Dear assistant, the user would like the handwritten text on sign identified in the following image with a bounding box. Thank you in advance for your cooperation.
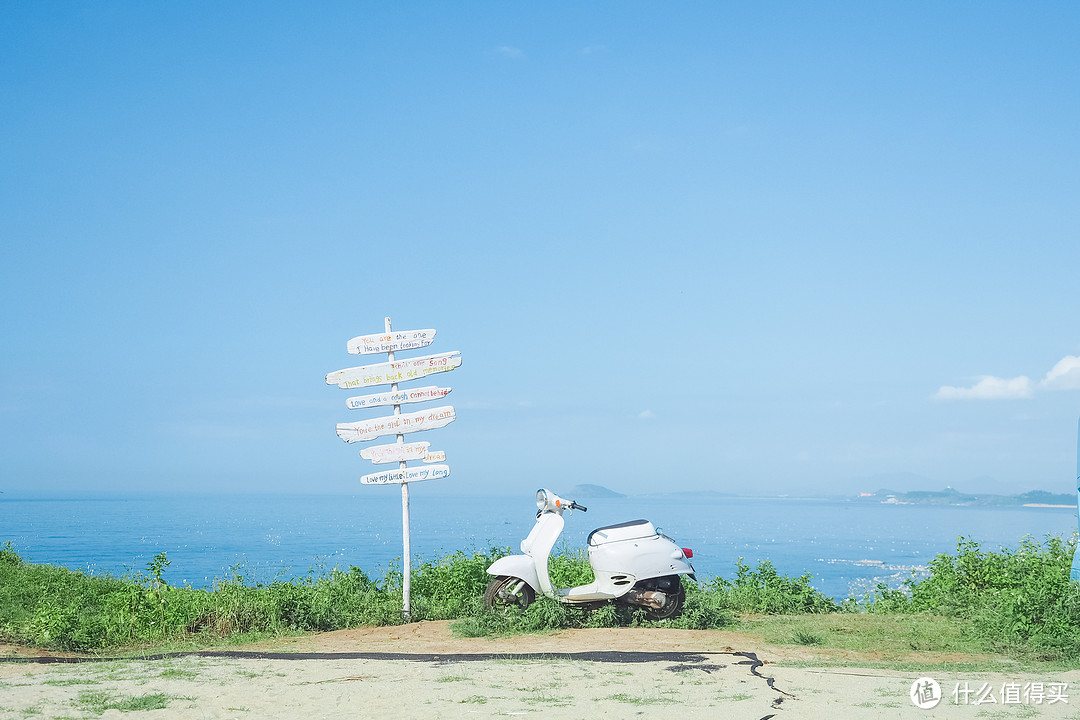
[336,405,456,443]
[360,441,431,464]
[346,385,451,410]
[326,352,461,390]
[361,464,451,485]
[347,328,436,355]
[422,450,446,463]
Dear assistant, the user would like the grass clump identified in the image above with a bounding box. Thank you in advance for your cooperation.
[5,534,1080,662]
[857,535,1080,660]
[710,558,838,614]
[792,629,824,646]
[0,543,507,651]
[75,690,181,714]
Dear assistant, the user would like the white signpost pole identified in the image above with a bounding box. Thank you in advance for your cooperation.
[328,317,457,622]
[385,317,413,621]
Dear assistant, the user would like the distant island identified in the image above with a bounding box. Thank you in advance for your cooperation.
[856,487,1076,508]
[566,484,626,498]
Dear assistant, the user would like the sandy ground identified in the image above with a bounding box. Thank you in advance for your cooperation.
[2,622,1079,719]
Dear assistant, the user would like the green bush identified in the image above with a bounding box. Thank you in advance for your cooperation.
[854,535,1080,659]
[714,559,838,614]
[13,536,1077,657]
[546,546,595,588]
[0,541,21,565]
[0,544,831,648]
[668,580,733,629]
[845,581,913,614]
[411,549,508,620]
[912,536,1080,657]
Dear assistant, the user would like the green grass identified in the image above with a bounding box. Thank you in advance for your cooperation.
[0,543,507,651]
[74,690,185,715]
[717,692,753,701]
[606,692,679,705]
[3,535,1080,666]
[459,695,488,704]
[42,677,102,686]
[435,673,469,683]
[738,613,973,654]
[792,628,825,645]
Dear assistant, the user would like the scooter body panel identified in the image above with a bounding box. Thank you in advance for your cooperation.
[494,511,565,598]
[485,554,541,595]
[589,533,694,581]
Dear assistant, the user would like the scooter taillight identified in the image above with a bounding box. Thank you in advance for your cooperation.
[682,548,693,559]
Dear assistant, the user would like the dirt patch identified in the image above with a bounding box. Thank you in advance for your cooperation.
[3,625,1077,719]
[0,621,1002,666]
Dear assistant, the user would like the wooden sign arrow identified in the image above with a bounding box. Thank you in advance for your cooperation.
[361,464,451,485]
[346,386,451,410]
[326,352,461,390]
[422,450,446,463]
[336,405,456,443]
[347,329,436,355]
[360,441,431,464]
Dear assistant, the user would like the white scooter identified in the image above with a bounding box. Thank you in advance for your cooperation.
[484,489,695,619]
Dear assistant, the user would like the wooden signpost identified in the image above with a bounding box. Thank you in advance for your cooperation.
[361,464,451,485]
[335,405,456,443]
[359,442,447,465]
[345,386,451,410]
[325,352,461,389]
[326,317,460,621]
[360,441,431,464]
[347,329,436,355]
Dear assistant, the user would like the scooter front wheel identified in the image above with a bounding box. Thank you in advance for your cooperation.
[484,575,535,611]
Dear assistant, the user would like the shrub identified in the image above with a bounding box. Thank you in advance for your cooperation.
[715,559,838,614]
[668,580,732,629]
[411,549,508,620]
[856,535,1080,659]
[17,536,1080,658]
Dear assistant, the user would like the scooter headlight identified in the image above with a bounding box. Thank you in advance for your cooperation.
[536,489,548,511]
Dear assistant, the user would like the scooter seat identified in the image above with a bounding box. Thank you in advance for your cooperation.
[587,519,656,546]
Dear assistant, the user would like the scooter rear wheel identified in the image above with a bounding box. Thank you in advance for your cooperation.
[484,575,535,611]
[644,576,686,621]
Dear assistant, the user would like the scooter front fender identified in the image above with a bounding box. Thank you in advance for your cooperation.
[486,555,542,596]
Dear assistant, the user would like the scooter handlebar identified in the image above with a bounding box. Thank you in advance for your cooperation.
[569,501,587,512]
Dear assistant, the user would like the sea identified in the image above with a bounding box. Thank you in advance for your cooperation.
[2,492,1077,601]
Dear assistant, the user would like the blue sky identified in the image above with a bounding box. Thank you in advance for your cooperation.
[2,2,1078,498]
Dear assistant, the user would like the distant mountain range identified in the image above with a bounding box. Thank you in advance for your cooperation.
[556,483,1075,507]
[855,487,1076,507]
[565,484,627,498]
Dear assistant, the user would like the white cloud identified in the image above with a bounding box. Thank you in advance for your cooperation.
[636,410,655,420]
[1041,355,1080,390]
[580,44,606,54]
[934,375,1033,400]
[495,46,523,58]
[934,352,1080,400]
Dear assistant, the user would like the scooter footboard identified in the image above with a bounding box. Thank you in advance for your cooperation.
[486,555,542,595]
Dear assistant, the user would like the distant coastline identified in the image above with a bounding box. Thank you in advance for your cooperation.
[855,487,1077,509]
[561,484,1078,509]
